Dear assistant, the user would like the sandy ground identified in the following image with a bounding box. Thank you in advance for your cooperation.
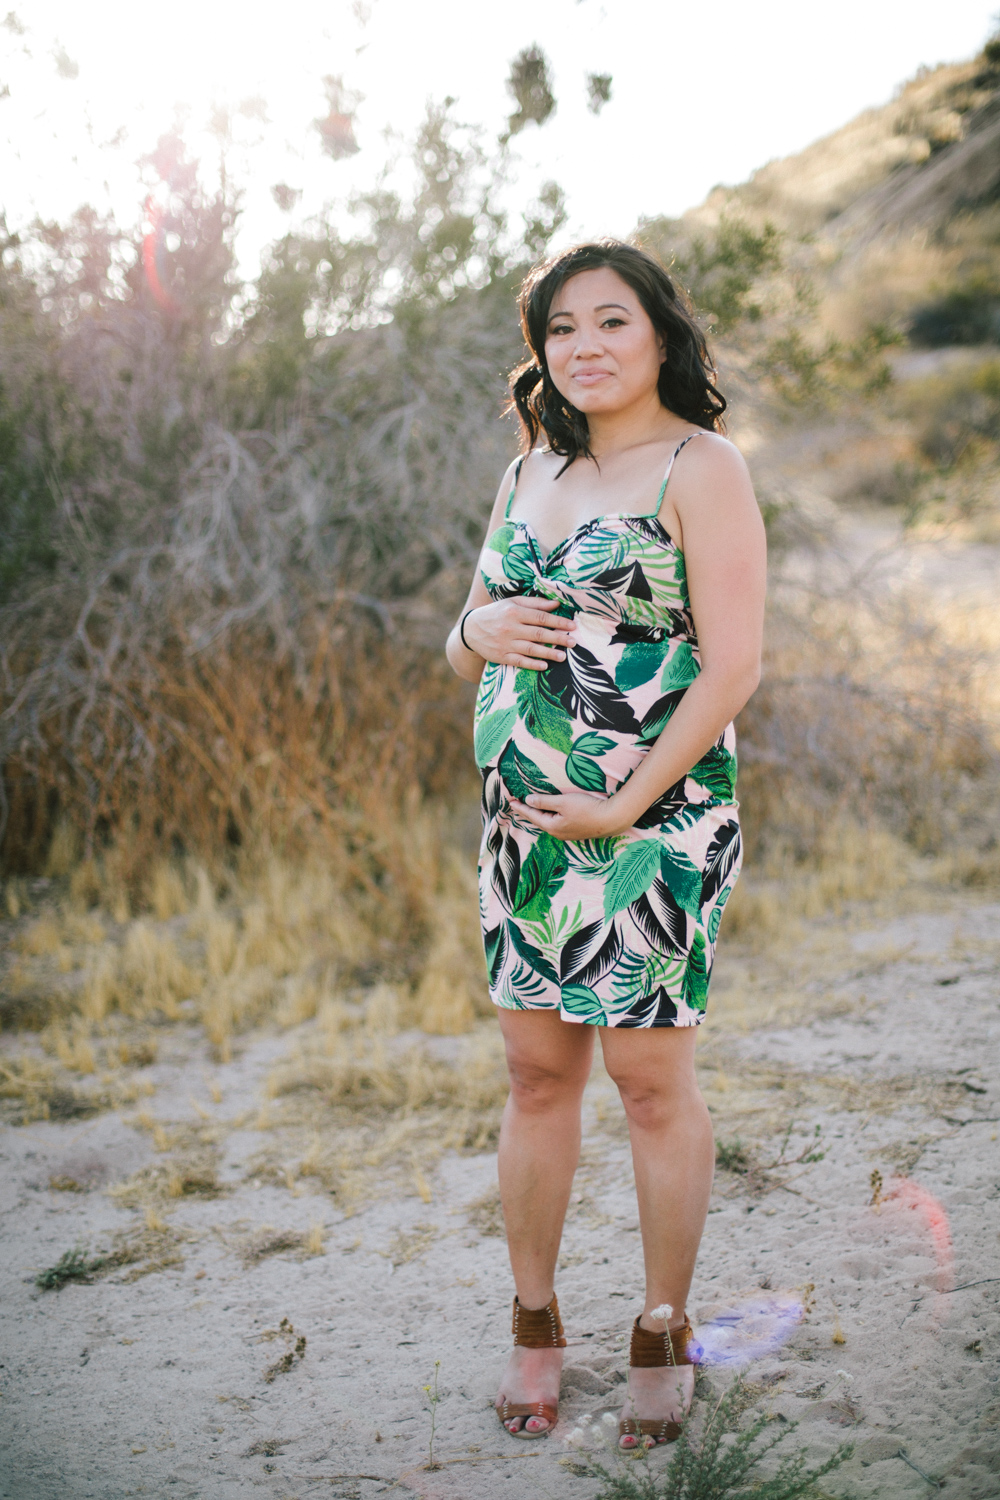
[1,897,999,1500]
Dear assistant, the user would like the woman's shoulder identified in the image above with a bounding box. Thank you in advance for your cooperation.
[500,445,563,497]
[674,430,750,483]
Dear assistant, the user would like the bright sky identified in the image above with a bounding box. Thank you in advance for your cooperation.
[2,0,997,279]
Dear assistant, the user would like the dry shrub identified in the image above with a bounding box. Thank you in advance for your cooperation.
[2,610,474,890]
[723,812,912,949]
[410,851,489,1035]
[738,583,1000,872]
[148,861,191,921]
[43,821,80,879]
[118,922,198,1017]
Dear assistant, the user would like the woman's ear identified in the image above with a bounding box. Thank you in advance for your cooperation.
[658,335,667,365]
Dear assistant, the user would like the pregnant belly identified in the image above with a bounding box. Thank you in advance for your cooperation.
[473,631,683,801]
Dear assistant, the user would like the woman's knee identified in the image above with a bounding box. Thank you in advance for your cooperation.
[499,1013,593,1114]
[505,1052,588,1114]
[607,1065,703,1131]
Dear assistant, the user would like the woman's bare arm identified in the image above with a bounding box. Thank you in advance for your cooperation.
[445,457,578,684]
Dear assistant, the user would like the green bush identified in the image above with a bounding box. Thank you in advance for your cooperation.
[578,1378,852,1500]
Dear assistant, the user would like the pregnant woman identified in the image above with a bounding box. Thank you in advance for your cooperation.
[446,240,766,1447]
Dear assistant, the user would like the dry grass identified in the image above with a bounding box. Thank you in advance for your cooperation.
[381,1222,439,1266]
[110,1145,226,1210]
[236,1226,324,1266]
[0,1051,152,1124]
[466,1186,506,1238]
[247,1015,509,1213]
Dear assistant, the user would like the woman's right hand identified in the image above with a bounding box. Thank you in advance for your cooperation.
[463,596,578,671]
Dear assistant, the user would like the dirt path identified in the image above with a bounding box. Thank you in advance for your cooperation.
[1,898,999,1500]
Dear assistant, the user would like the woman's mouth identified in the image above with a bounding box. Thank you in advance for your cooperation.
[572,369,612,386]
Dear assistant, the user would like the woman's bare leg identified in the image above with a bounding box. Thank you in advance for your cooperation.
[599,1026,714,1447]
[494,1009,595,1433]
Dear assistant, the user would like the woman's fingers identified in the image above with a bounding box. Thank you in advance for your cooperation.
[461,595,577,669]
[517,598,577,643]
[520,640,567,660]
[521,610,576,641]
[525,794,562,811]
[512,800,560,827]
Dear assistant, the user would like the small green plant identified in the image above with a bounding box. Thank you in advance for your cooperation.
[577,1379,852,1499]
[716,1124,826,1193]
[422,1358,442,1470]
[715,1138,751,1173]
[35,1247,110,1290]
[262,1334,306,1384]
[767,1121,826,1171]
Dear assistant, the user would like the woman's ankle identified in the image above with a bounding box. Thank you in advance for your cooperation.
[515,1290,556,1312]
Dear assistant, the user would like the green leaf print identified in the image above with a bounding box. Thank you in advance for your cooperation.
[689,743,737,802]
[560,982,605,1023]
[566,838,619,878]
[603,839,662,923]
[707,904,723,943]
[565,756,607,794]
[573,731,617,756]
[523,899,584,952]
[615,641,665,692]
[489,521,517,556]
[565,732,615,794]
[611,946,685,1005]
[503,547,539,587]
[514,668,574,754]
[476,660,503,717]
[498,741,562,800]
[661,642,700,692]
[474,705,518,768]
[683,928,709,1013]
[507,919,560,984]
[572,528,628,580]
[513,833,569,922]
[660,806,705,836]
[659,847,703,917]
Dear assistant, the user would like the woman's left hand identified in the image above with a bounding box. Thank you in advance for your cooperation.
[511,792,628,842]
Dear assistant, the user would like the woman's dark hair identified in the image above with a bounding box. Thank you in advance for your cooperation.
[509,239,726,469]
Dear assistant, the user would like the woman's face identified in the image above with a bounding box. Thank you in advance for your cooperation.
[543,266,665,416]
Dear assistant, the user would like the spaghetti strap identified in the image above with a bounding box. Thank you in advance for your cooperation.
[647,431,706,516]
[504,456,526,518]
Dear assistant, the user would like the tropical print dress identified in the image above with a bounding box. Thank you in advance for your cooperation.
[475,432,742,1028]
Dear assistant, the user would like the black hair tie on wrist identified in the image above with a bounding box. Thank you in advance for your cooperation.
[459,609,475,651]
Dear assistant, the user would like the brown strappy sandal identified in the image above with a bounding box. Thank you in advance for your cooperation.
[618,1314,701,1448]
[496,1294,567,1440]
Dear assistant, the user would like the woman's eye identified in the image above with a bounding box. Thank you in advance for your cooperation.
[548,323,573,336]
[602,317,625,328]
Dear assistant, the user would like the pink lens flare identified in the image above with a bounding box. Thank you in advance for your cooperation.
[879,1175,955,1327]
[880,1177,954,1289]
[696,1176,955,1367]
[142,196,180,314]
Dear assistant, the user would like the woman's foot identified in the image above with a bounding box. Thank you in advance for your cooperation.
[618,1363,694,1449]
[495,1344,564,1435]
